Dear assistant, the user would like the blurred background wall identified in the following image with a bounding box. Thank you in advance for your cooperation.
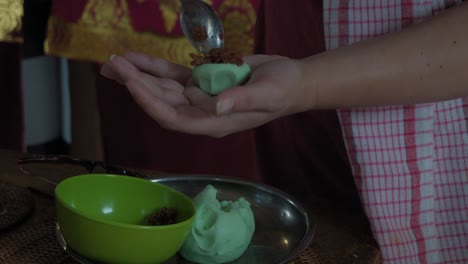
[19,0,69,155]
[3,0,261,180]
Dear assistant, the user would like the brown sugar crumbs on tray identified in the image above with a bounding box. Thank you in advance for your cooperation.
[190,48,243,66]
[147,207,178,226]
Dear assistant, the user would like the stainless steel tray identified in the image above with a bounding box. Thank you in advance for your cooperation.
[57,175,315,264]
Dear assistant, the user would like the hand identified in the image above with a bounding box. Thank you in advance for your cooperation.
[100,52,308,137]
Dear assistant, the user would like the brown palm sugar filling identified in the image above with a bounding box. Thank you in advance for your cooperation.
[190,48,243,66]
[147,207,178,226]
[189,25,242,66]
[192,26,208,42]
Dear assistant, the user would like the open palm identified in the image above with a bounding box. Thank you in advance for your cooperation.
[100,52,304,137]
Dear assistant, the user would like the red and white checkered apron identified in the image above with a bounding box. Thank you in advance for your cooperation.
[323,1,468,263]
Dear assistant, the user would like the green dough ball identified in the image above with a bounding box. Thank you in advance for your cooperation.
[192,63,251,95]
[179,185,255,264]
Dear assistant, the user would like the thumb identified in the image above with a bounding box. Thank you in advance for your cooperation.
[215,79,277,115]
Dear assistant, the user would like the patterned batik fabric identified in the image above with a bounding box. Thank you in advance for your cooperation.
[0,0,23,43]
[45,0,259,65]
[323,1,468,263]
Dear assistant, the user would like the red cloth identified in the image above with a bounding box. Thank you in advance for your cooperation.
[253,0,359,205]
[50,0,260,37]
[0,42,23,151]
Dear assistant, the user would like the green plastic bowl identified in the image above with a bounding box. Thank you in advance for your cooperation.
[55,174,195,264]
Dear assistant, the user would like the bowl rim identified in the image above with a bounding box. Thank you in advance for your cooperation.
[55,173,196,230]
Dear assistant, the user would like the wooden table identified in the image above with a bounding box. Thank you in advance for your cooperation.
[0,149,381,264]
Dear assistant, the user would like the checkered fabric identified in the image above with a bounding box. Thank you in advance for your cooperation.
[323,1,468,263]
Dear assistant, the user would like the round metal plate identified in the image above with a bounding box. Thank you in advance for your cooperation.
[57,175,315,264]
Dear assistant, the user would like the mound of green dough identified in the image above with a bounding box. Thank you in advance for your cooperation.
[179,185,255,263]
[192,63,251,95]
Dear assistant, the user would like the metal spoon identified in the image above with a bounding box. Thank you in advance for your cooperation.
[180,0,224,53]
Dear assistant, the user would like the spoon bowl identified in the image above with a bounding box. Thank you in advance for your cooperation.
[180,0,224,53]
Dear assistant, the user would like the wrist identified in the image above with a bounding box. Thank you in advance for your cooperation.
[296,57,323,112]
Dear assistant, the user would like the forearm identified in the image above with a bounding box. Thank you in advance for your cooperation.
[300,2,468,110]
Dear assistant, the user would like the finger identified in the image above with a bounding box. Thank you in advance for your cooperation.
[125,79,181,130]
[151,77,185,93]
[127,79,221,135]
[100,63,122,83]
[129,79,272,137]
[103,55,185,94]
[183,85,217,113]
[129,77,189,106]
[104,55,144,84]
[243,55,285,71]
[174,112,246,137]
[147,83,190,106]
[122,52,192,84]
[216,78,281,115]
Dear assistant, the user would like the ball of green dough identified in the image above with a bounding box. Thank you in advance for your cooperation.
[192,63,251,95]
[179,185,255,264]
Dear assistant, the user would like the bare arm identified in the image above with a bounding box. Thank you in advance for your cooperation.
[300,2,468,110]
[100,3,468,137]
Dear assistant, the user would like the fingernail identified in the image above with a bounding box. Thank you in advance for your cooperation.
[99,69,109,78]
[216,99,234,115]
[109,54,116,61]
